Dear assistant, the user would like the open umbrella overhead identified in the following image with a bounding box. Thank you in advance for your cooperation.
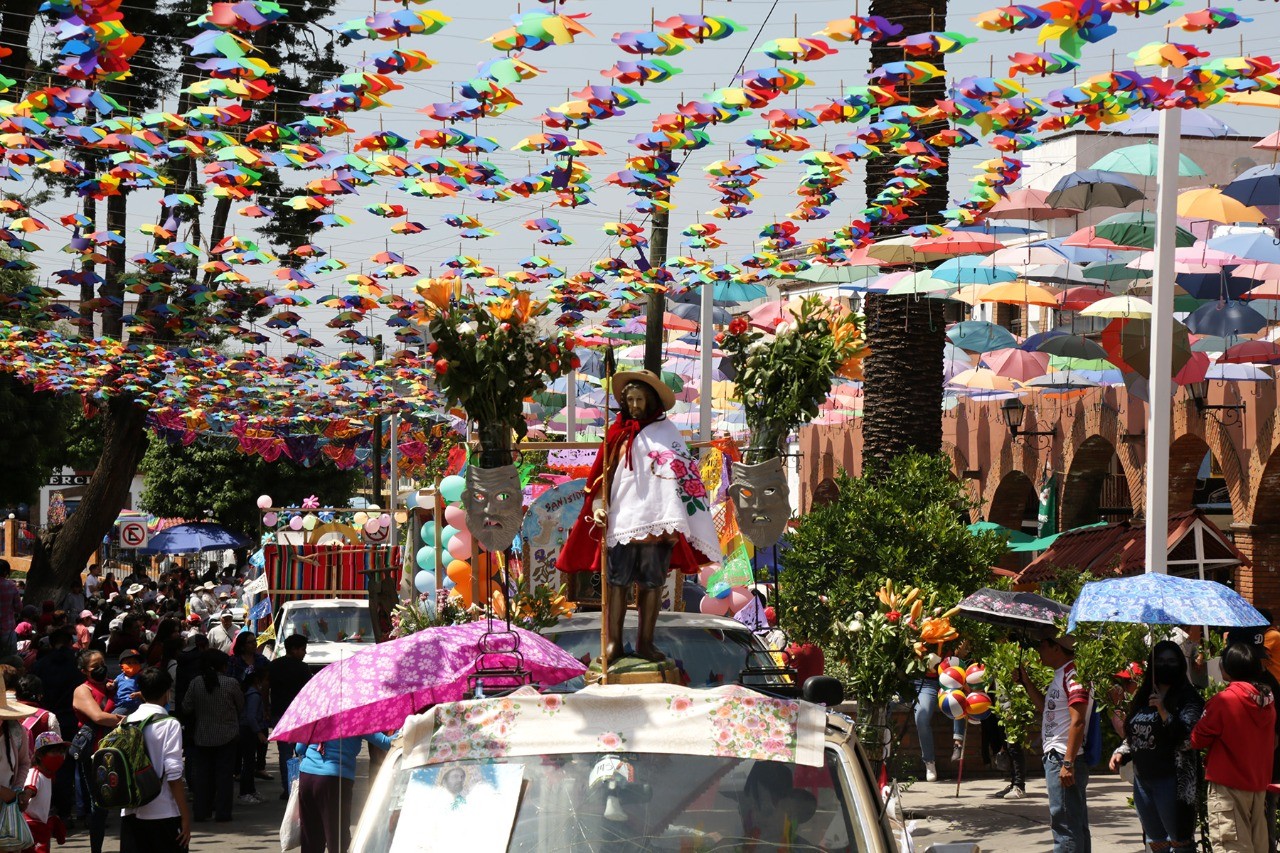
[989,188,1081,220]
[956,587,1070,636]
[271,622,587,743]
[1176,188,1264,224]
[1185,300,1269,337]
[1120,109,1236,138]
[138,522,251,554]
[980,347,1050,382]
[1036,334,1109,360]
[1046,170,1144,210]
[1090,143,1205,177]
[1068,573,1266,630]
[947,320,1018,352]
[1222,164,1280,207]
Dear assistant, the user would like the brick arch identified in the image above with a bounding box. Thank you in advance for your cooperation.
[1063,400,1144,518]
[1061,434,1126,529]
[1248,406,1280,526]
[987,469,1038,533]
[1171,400,1247,524]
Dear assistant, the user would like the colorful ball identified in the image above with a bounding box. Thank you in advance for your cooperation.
[964,691,993,719]
[938,690,969,721]
[446,559,471,584]
[943,656,964,670]
[938,665,967,691]
[965,663,988,686]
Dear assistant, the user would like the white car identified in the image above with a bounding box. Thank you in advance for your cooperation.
[274,598,375,671]
[351,679,903,853]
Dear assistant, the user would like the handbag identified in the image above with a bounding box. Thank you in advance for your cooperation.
[280,779,302,852]
[285,756,301,790]
[67,723,96,762]
[0,800,33,851]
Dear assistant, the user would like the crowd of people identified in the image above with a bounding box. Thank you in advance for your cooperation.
[0,556,320,853]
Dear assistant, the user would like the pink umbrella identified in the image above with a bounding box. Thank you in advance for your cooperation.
[1174,351,1210,385]
[912,231,1003,256]
[1062,227,1125,250]
[1058,286,1112,311]
[271,622,587,743]
[979,347,1050,382]
[989,188,1081,220]
[747,299,788,332]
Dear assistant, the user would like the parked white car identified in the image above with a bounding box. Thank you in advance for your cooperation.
[274,598,374,671]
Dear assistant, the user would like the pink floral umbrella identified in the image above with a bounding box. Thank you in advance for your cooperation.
[271,622,587,743]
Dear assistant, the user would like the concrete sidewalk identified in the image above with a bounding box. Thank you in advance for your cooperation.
[900,769,1146,852]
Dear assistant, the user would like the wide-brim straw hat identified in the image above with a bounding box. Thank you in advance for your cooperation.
[0,674,38,721]
[612,369,676,412]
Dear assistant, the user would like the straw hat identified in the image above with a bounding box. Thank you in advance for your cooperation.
[611,369,675,412]
[0,674,37,721]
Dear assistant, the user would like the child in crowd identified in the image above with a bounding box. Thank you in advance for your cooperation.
[111,649,144,715]
[23,732,69,853]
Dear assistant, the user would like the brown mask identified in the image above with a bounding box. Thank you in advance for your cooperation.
[463,465,523,553]
[728,458,791,547]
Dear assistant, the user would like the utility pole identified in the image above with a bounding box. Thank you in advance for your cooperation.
[643,206,670,374]
[372,335,385,507]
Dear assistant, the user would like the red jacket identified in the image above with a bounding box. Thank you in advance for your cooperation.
[1190,681,1276,791]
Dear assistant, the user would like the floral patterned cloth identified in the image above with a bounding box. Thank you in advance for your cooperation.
[401,683,825,770]
[270,622,587,744]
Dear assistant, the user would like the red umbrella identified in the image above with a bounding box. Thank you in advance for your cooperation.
[1175,351,1210,385]
[989,188,1081,220]
[1057,286,1112,311]
[912,231,1003,256]
[1220,340,1280,365]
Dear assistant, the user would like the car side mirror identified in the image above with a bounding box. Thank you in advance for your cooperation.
[802,675,844,706]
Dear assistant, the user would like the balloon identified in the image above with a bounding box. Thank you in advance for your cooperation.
[965,663,988,686]
[443,577,456,590]
[938,665,967,692]
[965,691,993,719]
[288,515,304,531]
[440,525,459,548]
[440,475,466,504]
[698,565,717,586]
[353,512,369,526]
[444,505,467,529]
[378,513,391,528]
[728,587,753,613]
[446,559,471,584]
[447,532,472,561]
[302,514,317,531]
[262,512,278,527]
[256,495,272,510]
[700,595,733,616]
[414,570,436,596]
[405,491,419,510]
[367,504,380,511]
[938,690,969,721]
[363,518,381,535]
[416,546,438,571]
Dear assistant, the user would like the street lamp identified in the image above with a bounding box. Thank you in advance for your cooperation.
[1186,380,1245,426]
[1000,398,1056,444]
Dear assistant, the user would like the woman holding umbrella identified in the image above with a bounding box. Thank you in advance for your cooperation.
[1108,641,1204,853]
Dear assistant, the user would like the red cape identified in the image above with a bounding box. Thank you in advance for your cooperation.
[556,414,708,575]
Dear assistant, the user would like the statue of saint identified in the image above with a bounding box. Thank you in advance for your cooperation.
[558,370,720,662]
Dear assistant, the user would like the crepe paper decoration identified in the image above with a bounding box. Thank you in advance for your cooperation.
[612,31,686,56]
[973,4,1051,31]
[654,14,742,43]
[1037,0,1118,58]
[758,38,835,63]
[602,59,682,86]
[1102,0,1180,15]
[1172,7,1250,31]
[1009,51,1081,75]
[337,9,450,42]
[818,15,904,43]
[890,32,978,56]
[366,49,436,75]
[487,11,593,51]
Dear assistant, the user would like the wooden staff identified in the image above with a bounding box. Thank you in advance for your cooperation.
[599,346,615,683]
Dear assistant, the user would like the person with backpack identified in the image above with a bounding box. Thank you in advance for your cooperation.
[71,650,123,853]
[1108,640,1205,853]
[115,667,189,853]
[180,650,242,823]
[15,676,59,754]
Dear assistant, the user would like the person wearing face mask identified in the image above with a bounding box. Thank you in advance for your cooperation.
[71,650,124,853]
[1108,641,1205,853]
[23,732,69,853]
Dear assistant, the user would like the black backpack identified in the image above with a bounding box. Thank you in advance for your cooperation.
[89,714,169,810]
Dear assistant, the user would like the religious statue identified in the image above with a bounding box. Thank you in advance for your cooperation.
[558,370,721,663]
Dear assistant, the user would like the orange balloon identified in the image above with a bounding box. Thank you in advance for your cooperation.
[446,559,471,584]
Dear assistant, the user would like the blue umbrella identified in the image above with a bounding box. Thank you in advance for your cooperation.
[1176,270,1254,301]
[1207,231,1280,264]
[667,301,732,325]
[947,320,1018,353]
[1036,237,1134,265]
[1204,363,1272,382]
[139,522,252,554]
[1221,164,1280,207]
[1021,329,1069,352]
[933,256,1018,285]
[1068,573,1266,630]
[1046,170,1145,210]
[1185,300,1268,337]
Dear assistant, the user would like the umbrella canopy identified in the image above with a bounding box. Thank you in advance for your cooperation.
[794,264,875,285]
[1185,301,1269,337]
[948,367,1020,392]
[1092,213,1196,250]
[933,256,1019,285]
[667,301,732,325]
[1080,295,1153,319]
[947,320,1018,352]
[1176,188,1264,224]
[980,347,1049,382]
[1220,340,1280,365]
[957,587,1070,636]
[1068,574,1266,630]
[1222,164,1280,207]
[1119,109,1236,138]
[1058,286,1114,311]
[139,522,251,554]
[1090,143,1205,178]
[1036,334,1109,360]
[271,622,587,743]
[912,231,1003,257]
[1046,170,1144,210]
[978,281,1059,307]
[1208,232,1280,264]
[989,188,1081,220]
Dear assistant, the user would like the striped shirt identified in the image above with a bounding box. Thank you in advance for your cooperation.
[180,673,243,747]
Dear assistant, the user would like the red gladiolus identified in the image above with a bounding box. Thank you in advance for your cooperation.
[728,317,748,335]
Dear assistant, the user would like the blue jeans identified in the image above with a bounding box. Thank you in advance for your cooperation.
[913,677,966,764]
[1133,772,1192,846]
[1044,751,1090,853]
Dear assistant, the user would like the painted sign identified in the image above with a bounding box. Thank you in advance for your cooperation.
[520,478,585,591]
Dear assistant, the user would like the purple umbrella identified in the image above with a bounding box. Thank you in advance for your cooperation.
[271,621,587,743]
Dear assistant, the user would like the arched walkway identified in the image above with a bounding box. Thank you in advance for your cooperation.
[987,470,1038,536]
[1061,435,1130,530]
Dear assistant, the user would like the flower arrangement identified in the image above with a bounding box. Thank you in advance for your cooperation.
[420,281,578,465]
[721,294,864,459]
[389,590,477,638]
[491,583,577,632]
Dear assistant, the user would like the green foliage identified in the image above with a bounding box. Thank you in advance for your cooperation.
[780,452,1005,653]
[982,640,1049,747]
[139,437,361,535]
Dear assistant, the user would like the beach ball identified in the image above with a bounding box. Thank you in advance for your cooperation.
[938,665,967,691]
[262,512,278,527]
[943,656,964,670]
[416,546,438,572]
[414,571,436,596]
[256,495,272,510]
[965,663,988,686]
[965,691,993,719]
[938,690,969,721]
[440,475,466,504]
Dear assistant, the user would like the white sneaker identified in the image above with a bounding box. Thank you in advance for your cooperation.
[1006,787,1026,800]
[924,762,938,782]
[238,793,262,805]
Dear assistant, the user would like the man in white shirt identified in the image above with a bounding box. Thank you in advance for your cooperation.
[121,667,190,853]
[207,612,236,653]
[83,566,102,600]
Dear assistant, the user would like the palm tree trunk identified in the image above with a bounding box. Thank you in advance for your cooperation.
[861,0,952,472]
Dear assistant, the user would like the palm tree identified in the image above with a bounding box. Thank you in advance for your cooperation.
[860,0,952,471]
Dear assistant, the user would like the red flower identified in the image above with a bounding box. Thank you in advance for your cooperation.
[427,342,438,354]
[728,317,748,335]
[886,610,901,623]
[434,359,449,375]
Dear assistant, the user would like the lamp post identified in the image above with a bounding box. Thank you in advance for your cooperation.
[1000,399,1056,438]
[1186,381,1246,427]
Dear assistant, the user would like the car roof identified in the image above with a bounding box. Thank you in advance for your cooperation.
[549,610,752,632]
[279,598,367,608]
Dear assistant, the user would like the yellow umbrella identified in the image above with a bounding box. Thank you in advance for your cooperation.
[1176,187,1264,224]
[977,280,1059,307]
[947,367,1020,392]
[1079,295,1153,318]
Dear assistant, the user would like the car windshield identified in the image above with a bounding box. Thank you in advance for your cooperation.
[279,604,373,644]
[544,625,788,690]
[355,750,865,852]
